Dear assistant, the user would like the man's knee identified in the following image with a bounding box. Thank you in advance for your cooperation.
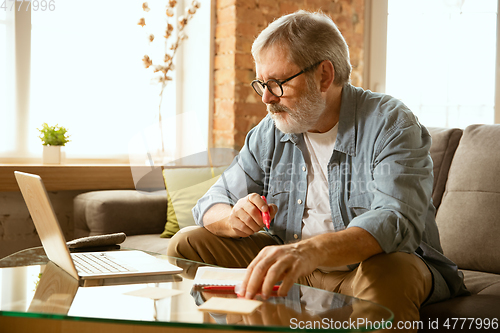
[353,252,433,304]
[166,225,208,260]
[358,252,430,282]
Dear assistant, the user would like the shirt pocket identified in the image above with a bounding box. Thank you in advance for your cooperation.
[347,192,373,217]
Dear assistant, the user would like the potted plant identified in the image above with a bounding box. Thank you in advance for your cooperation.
[37,123,70,164]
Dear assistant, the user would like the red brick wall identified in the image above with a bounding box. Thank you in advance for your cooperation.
[213,0,365,150]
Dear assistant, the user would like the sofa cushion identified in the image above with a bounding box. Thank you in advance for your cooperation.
[74,190,167,238]
[161,166,227,238]
[419,295,500,332]
[427,127,463,210]
[122,234,169,254]
[435,124,500,274]
[461,269,500,296]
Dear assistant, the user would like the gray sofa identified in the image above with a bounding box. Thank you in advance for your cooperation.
[74,125,500,328]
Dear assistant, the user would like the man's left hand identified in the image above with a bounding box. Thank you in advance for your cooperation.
[239,242,319,300]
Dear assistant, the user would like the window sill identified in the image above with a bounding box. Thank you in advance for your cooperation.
[0,164,136,191]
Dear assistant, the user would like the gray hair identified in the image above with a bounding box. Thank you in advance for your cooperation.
[252,10,352,86]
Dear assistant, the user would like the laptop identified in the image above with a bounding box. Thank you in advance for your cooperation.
[15,171,183,286]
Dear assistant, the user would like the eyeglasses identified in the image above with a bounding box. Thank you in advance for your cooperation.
[251,61,323,98]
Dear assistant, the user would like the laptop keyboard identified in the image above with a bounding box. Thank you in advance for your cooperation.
[72,253,135,274]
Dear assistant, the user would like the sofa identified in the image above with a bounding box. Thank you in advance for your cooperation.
[74,125,500,330]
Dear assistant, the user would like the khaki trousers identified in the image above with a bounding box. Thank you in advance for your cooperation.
[167,226,433,332]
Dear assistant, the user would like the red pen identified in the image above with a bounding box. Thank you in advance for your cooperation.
[261,196,270,229]
[201,285,280,292]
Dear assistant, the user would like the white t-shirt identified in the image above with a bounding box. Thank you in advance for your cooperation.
[302,123,338,240]
[302,123,349,272]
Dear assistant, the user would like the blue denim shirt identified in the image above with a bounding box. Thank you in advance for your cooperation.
[193,84,468,304]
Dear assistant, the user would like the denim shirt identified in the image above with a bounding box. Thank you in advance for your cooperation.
[193,84,469,304]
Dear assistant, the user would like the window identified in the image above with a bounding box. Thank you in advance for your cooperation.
[367,0,499,128]
[0,0,212,163]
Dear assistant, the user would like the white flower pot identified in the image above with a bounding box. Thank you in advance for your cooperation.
[43,145,64,164]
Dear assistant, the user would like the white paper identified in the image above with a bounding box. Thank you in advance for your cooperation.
[193,266,247,286]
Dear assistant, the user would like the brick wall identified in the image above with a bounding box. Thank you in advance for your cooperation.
[213,0,365,150]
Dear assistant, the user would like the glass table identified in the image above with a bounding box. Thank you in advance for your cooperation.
[0,247,393,332]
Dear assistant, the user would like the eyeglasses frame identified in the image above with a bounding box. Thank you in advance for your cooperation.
[251,61,324,98]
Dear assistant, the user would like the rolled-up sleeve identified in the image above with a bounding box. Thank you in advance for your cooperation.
[347,119,434,253]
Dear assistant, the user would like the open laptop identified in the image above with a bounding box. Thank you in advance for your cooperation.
[15,171,183,286]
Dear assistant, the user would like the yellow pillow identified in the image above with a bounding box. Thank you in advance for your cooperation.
[161,167,226,238]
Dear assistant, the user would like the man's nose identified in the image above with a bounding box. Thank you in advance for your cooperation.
[261,87,280,104]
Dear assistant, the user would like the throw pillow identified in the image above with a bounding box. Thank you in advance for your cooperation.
[161,167,227,237]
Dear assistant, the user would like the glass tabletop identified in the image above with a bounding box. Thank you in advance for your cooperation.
[0,247,393,332]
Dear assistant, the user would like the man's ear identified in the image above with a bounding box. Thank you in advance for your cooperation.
[318,60,335,92]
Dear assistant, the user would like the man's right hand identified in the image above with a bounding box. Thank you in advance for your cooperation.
[203,193,278,238]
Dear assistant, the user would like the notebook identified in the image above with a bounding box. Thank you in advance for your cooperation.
[14,171,183,286]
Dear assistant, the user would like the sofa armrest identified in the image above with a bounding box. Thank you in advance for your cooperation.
[74,190,167,238]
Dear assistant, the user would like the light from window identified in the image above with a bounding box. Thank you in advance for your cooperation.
[27,0,176,159]
[0,9,13,154]
[386,0,497,128]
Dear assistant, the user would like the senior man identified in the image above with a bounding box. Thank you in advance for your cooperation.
[168,10,468,328]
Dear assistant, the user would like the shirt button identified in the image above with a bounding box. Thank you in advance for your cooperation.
[302,166,306,172]
[297,199,302,204]
[294,234,298,239]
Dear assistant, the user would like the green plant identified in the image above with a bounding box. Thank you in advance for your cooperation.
[37,123,70,146]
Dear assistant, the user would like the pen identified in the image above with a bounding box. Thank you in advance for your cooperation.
[202,285,280,291]
[261,195,270,229]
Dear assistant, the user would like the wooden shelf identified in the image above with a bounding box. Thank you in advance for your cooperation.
[0,164,136,191]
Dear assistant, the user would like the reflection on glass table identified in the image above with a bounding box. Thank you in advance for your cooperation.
[0,246,393,332]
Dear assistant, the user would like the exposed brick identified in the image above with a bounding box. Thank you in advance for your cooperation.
[235,0,257,9]
[279,2,300,15]
[215,37,236,54]
[213,130,235,148]
[235,37,254,53]
[215,22,237,39]
[235,68,255,84]
[237,7,267,24]
[234,102,267,117]
[235,84,259,103]
[213,115,235,131]
[213,0,365,149]
[215,68,237,84]
[235,53,255,69]
[217,5,236,24]
[214,53,236,70]
[217,0,237,10]
[236,22,259,39]
[214,82,235,99]
[215,99,235,114]
[256,0,280,11]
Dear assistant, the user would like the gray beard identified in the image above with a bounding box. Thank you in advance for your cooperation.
[267,88,326,134]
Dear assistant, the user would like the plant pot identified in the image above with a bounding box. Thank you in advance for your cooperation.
[43,145,64,164]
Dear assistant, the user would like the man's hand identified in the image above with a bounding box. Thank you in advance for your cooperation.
[238,227,383,300]
[238,242,319,300]
[226,193,277,237]
[204,193,277,238]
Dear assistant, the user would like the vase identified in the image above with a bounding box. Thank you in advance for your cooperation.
[42,145,63,164]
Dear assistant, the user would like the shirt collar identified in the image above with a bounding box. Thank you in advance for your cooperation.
[334,84,357,157]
